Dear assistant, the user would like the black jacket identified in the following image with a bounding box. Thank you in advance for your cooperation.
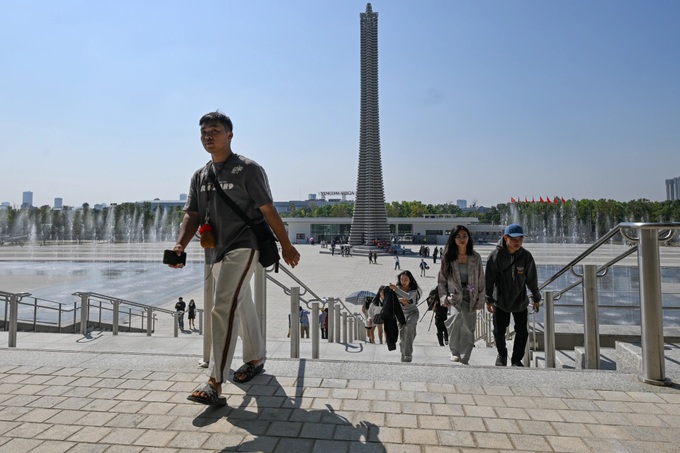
[485,238,541,313]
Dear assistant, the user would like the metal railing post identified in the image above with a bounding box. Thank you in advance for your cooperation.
[348,316,354,344]
[334,303,341,344]
[173,311,179,337]
[254,264,267,344]
[79,293,89,335]
[290,287,300,358]
[311,301,319,359]
[327,298,334,343]
[33,299,37,332]
[112,300,120,335]
[198,309,204,335]
[8,294,18,347]
[146,307,153,336]
[341,312,348,344]
[58,304,62,333]
[582,264,600,369]
[637,228,671,385]
[545,291,556,368]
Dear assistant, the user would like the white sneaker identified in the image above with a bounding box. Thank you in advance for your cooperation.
[450,353,460,362]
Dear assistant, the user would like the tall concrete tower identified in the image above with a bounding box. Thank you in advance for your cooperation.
[349,3,390,246]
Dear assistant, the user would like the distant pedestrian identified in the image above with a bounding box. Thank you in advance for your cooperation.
[175,297,186,330]
[368,251,373,264]
[419,259,429,277]
[188,299,197,330]
[299,307,310,338]
[394,255,400,270]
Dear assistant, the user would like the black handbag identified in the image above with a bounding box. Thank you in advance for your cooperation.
[208,168,280,272]
[372,313,384,325]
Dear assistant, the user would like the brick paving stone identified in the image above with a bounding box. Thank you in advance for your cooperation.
[482,385,514,396]
[452,417,486,432]
[369,425,401,444]
[482,418,520,434]
[0,438,44,451]
[132,429,177,447]
[502,395,538,409]
[28,396,69,410]
[455,384,484,394]
[586,423,634,440]
[528,408,564,422]
[546,434,591,452]
[550,422,591,438]
[99,427,146,445]
[371,400,401,413]
[107,413,148,428]
[494,407,531,420]
[36,424,82,441]
[298,421,335,439]
[385,413,417,428]
[508,433,553,451]
[120,371,153,380]
[4,421,51,438]
[517,420,556,436]
[166,430,210,449]
[401,402,433,415]
[374,381,401,391]
[31,440,75,453]
[67,426,113,443]
[403,427,439,445]
[415,391,445,403]
[111,400,147,414]
[2,394,41,407]
[623,412,667,427]
[0,406,31,421]
[473,432,512,449]
[463,405,496,418]
[340,399,371,412]
[598,390,633,401]
[446,393,475,404]
[531,396,569,410]
[416,415,452,430]
[53,397,92,410]
[438,430,476,448]
[73,411,117,427]
[266,420,303,437]
[117,379,150,390]
[66,443,110,453]
[590,411,629,425]
[137,414,177,430]
[473,394,506,407]
[61,386,98,398]
[563,398,599,411]
[201,432,247,450]
[0,422,18,437]
[15,384,46,395]
[431,403,464,417]
[384,443,421,453]
[16,407,60,423]
[93,378,126,388]
[320,378,348,388]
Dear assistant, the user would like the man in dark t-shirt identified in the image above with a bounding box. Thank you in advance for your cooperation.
[168,111,300,406]
[175,297,186,330]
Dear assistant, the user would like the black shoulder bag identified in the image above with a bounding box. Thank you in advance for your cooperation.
[208,168,280,272]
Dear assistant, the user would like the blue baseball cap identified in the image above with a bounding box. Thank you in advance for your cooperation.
[504,224,525,237]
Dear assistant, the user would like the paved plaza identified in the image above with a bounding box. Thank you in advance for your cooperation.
[1,242,680,452]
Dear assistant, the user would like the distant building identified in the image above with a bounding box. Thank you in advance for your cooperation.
[54,198,63,209]
[179,193,187,201]
[666,177,680,201]
[457,199,467,210]
[21,191,33,209]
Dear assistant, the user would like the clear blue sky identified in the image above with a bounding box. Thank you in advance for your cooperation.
[1,1,678,208]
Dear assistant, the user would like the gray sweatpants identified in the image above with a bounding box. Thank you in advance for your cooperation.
[208,248,266,384]
[446,300,477,363]
[400,305,419,360]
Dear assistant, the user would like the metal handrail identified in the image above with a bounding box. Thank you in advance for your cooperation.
[535,221,680,385]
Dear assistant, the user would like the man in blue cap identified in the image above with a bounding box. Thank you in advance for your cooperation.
[485,224,541,367]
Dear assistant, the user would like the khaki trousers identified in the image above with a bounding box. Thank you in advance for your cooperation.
[208,248,265,383]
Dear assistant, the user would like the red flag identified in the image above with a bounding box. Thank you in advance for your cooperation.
[525,197,529,203]
[553,197,558,204]
[532,197,535,203]
[561,197,566,203]
[539,197,544,203]
[511,197,516,203]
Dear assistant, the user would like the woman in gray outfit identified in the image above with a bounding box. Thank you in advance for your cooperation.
[389,270,421,362]
[438,225,485,364]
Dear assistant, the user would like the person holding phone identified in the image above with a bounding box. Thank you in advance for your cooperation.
[168,111,300,406]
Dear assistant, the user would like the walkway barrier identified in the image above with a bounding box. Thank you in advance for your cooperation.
[537,222,680,385]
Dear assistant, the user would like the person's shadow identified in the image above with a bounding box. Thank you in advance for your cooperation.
[192,360,385,452]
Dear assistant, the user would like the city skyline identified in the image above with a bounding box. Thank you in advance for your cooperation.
[1,1,679,208]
